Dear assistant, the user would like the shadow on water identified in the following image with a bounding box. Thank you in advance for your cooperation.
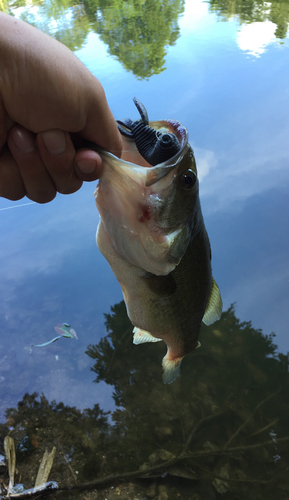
[1,301,289,499]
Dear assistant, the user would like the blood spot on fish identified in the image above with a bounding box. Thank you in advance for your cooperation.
[138,205,151,223]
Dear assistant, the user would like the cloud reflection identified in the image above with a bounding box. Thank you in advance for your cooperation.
[237,21,278,56]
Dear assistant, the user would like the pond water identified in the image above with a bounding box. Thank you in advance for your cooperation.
[1,0,289,498]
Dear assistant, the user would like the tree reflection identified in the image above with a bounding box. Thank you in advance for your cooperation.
[2,0,288,77]
[209,0,289,40]
[85,301,289,495]
[18,0,90,51]
[1,302,289,498]
[83,0,185,78]
[1,0,184,78]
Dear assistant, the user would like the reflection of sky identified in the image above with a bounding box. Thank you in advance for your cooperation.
[0,185,121,419]
[1,0,289,419]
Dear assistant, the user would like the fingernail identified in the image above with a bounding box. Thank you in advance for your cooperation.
[11,129,35,153]
[77,159,97,174]
[41,129,66,155]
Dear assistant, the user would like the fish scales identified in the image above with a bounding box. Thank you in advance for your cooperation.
[94,99,222,384]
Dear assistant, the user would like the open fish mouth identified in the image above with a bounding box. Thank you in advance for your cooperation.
[116,97,181,166]
[81,98,189,188]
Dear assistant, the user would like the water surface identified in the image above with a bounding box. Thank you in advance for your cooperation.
[0,0,289,498]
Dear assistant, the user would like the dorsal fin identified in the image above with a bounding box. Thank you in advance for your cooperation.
[202,278,222,326]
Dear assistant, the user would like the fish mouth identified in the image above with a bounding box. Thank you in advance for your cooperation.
[116,98,189,182]
[95,118,189,193]
[145,145,188,187]
[117,98,183,167]
[81,99,189,188]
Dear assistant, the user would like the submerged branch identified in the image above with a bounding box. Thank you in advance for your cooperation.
[244,418,279,440]
[224,388,281,448]
[184,411,225,449]
[58,436,289,492]
[58,458,177,491]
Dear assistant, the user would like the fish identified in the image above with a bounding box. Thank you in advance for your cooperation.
[94,98,222,384]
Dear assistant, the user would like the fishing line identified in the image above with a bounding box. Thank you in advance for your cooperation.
[0,201,36,211]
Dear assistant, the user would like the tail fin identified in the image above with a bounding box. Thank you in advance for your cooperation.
[162,353,183,384]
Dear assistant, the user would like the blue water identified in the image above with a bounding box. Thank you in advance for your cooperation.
[1,0,289,496]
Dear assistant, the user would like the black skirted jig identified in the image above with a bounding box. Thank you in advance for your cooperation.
[117,98,181,166]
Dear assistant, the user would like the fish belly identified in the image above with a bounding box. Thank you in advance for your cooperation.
[97,221,176,340]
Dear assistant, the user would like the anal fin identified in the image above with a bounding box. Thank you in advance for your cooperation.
[133,327,162,345]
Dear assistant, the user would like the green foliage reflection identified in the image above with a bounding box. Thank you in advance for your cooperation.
[2,0,185,78]
[3,0,289,78]
[1,303,289,498]
[209,0,289,40]
[85,302,289,496]
[2,0,91,51]
[83,0,185,78]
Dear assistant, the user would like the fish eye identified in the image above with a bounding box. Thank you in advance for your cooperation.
[181,169,196,190]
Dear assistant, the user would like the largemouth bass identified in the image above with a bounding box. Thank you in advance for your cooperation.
[94,98,222,384]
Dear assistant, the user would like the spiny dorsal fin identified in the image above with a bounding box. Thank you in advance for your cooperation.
[133,327,162,344]
[202,278,222,326]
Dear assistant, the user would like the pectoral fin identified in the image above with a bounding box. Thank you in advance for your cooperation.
[202,278,223,326]
[166,226,190,263]
[133,327,162,344]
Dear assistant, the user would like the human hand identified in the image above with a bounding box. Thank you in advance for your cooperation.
[0,13,122,203]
